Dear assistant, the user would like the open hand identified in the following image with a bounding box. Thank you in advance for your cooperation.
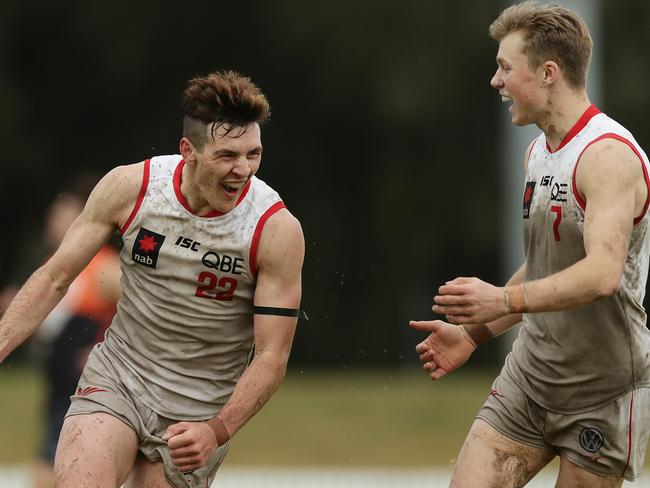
[409,320,476,380]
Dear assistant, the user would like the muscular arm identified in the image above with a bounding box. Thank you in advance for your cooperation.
[434,139,647,324]
[211,208,304,438]
[0,163,142,363]
[519,140,644,311]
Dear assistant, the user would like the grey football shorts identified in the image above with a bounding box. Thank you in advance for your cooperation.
[65,345,229,488]
[476,369,650,481]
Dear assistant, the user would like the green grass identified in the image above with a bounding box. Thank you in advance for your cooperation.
[0,365,496,467]
[227,368,496,467]
[3,365,648,472]
[0,365,46,464]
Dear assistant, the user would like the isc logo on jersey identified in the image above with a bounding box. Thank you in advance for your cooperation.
[132,227,166,268]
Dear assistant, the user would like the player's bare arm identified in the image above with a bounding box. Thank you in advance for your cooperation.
[410,264,526,380]
[434,139,646,324]
[163,208,304,473]
[0,162,142,363]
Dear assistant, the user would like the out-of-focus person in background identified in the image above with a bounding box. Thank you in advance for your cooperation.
[411,1,650,487]
[0,69,304,488]
[32,190,121,488]
[0,179,122,488]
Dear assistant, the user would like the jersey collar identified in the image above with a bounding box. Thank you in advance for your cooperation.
[546,104,601,153]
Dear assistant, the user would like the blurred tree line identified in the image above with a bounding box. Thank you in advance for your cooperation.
[1,0,648,369]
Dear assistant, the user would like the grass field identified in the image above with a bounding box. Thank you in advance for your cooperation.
[227,367,496,467]
[2,365,648,473]
[0,365,497,467]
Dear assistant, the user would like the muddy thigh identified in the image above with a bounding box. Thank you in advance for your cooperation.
[450,419,554,488]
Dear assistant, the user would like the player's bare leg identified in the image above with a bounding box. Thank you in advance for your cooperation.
[555,456,624,488]
[123,456,173,488]
[449,419,554,488]
[53,412,139,488]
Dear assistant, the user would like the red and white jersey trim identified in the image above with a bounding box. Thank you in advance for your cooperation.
[120,159,151,234]
[249,201,287,277]
[572,133,650,225]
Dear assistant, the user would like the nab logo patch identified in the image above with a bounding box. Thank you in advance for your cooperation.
[132,227,166,268]
[523,181,536,219]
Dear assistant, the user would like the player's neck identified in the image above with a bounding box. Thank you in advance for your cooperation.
[180,163,216,216]
[539,90,591,151]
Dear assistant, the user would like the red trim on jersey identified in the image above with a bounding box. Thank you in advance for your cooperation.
[76,386,108,397]
[120,159,151,234]
[173,159,252,217]
[572,133,650,224]
[249,201,287,277]
[525,138,538,164]
[621,391,634,477]
[546,104,601,153]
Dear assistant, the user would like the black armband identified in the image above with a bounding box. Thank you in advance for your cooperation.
[253,305,309,321]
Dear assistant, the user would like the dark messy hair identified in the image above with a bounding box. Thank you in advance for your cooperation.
[182,70,271,148]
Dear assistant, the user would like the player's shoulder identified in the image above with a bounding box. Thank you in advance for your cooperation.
[258,207,304,265]
[86,161,148,225]
[265,207,303,242]
[581,112,641,164]
[580,136,641,171]
[103,160,149,195]
[576,136,645,196]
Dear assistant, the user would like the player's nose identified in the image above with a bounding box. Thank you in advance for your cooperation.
[232,156,252,177]
[490,69,503,89]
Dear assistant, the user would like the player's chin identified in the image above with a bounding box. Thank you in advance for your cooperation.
[511,111,533,127]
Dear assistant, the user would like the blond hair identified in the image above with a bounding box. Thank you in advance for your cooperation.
[489,1,592,89]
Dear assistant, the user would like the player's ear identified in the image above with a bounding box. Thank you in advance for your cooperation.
[180,137,198,165]
[540,60,560,86]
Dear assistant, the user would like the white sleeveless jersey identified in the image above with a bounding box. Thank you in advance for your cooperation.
[101,155,284,419]
[506,105,650,413]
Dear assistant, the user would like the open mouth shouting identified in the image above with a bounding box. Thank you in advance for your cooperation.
[221,181,245,198]
[501,94,514,111]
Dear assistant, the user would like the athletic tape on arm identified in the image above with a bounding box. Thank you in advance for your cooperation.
[253,305,309,321]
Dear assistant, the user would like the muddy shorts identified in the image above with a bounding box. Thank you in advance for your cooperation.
[476,369,650,481]
[66,345,228,488]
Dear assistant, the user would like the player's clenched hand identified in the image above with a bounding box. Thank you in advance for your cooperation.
[432,277,508,324]
[162,421,218,473]
[409,320,475,380]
